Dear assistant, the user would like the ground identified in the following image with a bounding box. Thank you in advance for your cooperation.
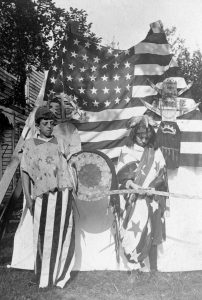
[0,236,202,300]
[0,228,202,299]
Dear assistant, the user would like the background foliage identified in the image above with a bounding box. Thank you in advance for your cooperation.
[165,27,202,102]
[0,0,100,107]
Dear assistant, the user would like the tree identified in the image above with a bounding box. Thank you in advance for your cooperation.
[165,27,202,102]
[0,0,101,107]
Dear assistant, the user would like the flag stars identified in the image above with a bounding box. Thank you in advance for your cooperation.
[78,87,85,94]
[91,66,97,72]
[124,49,130,55]
[66,75,73,81]
[150,201,159,213]
[102,64,108,69]
[93,56,100,63]
[82,100,88,106]
[50,77,56,84]
[96,44,102,51]
[85,41,90,48]
[113,61,119,68]
[126,84,131,90]
[90,75,96,81]
[125,73,132,80]
[115,86,121,94]
[115,97,121,104]
[107,48,113,54]
[113,74,120,81]
[62,46,67,53]
[52,65,57,72]
[124,97,130,103]
[80,67,86,72]
[73,38,80,46]
[103,87,109,94]
[90,87,97,94]
[78,77,84,82]
[69,63,75,70]
[71,51,78,58]
[104,100,111,107]
[93,100,99,107]
[101,75,108,81]
[82,54,88,61]
[125,61,130,68]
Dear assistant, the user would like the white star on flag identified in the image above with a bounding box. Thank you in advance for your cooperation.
[78,87,85,94]
[90,87,97,94]
[101,75,108,81]
[103,87,109,94]
[150,200,159,213]
[73,38,80,45]
[71,51,78,58]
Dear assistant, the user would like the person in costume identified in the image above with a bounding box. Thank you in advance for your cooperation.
[20,106,77,288]
[116,115,168,273]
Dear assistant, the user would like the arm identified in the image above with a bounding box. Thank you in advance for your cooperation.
[21,171,34,216]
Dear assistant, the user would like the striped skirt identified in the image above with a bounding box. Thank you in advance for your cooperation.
[33,188,75,288]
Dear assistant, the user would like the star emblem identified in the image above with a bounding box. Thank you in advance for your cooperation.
[103,87,109,94]
[104,100,111,107]
[128,221,142,237]
[94,56,100,63]
[125,61,130,68]
[115,97,121,104]
[101,75,108,81]
[93,100,99,107]
[71,51,78,58]
[90,87,97,94]
[73,38,80,46]
[85,41,90,48]
[113,74,120,81]
[150,200,159,213]
[78,87,85,94]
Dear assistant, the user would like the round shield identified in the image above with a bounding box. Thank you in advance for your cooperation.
[70,150,118,202]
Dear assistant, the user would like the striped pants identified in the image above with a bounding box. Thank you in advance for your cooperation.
[33,189,75,288]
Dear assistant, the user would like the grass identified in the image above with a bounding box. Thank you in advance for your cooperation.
[1,231,202,299]
[1,268,202,300]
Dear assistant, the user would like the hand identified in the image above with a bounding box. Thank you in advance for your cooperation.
[125,180,140,190]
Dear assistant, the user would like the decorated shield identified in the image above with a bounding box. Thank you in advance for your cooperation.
[70,150,120,262]
[70,150,119,204]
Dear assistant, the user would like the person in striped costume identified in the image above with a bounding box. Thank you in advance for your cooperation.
[117,116,169,273]
[21,106,77,288]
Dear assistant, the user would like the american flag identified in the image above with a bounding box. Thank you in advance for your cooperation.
[44,21,202,167]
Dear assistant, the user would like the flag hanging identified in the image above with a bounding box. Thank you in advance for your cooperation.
[43,21,202,167]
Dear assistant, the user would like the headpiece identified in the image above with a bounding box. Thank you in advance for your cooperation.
[35,106,55,124]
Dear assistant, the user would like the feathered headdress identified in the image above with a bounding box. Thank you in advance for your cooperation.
[126,115,158,129]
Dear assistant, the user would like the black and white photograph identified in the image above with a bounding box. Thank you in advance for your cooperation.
[0,0,202,299]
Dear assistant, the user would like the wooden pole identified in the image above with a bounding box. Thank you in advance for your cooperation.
[88,188,202,202]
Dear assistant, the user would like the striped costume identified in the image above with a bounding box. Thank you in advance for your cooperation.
[21,137,76,288]
[117,144,168,267]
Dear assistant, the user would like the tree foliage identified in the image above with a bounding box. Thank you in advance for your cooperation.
[0,0,101,107]
[165,27,202,102]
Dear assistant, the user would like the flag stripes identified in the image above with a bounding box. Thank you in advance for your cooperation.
[33,189,75,288]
